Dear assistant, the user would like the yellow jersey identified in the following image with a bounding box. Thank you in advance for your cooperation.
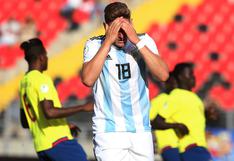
[19,70,73,152]
[150,93,179,152]
[159,88,207,153]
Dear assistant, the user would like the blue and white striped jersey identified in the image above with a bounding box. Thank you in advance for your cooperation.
[83,33,159,133]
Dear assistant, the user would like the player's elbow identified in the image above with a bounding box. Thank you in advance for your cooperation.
[154,71,169,82]
[156,62,169,81]
[81,76,94,87]
[44,110,56,119]
[82,80,94,87]
[159,71,169,82]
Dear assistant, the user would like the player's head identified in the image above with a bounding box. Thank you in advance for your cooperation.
[104,2,131,24]
[173,62,195,90]
[164,72,177,93]
[104,2,131,48]
[20,38,48,71]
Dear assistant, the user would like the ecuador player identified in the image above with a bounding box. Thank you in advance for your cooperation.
[150,72,181,161]
[157,63,212,161]
[19,38,92,161]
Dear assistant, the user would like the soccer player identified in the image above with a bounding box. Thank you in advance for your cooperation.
[81,2,169,161]
[19,38,93,161]
[156,62,212,161]
[150,72,182,161]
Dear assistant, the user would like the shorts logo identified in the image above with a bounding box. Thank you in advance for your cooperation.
[40,84,49,93]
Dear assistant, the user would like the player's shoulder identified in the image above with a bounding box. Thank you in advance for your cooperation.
[137,33,152,39]
[26,70,42,80]
[86,35,105,47]
[138,33,155,44]
[90,35,105,41]
[21,71,43,87]
[28,71,52,84]
[151,93,169,105]
[169,88,182,98]
[88,35,105,43]
[137,33,146,37]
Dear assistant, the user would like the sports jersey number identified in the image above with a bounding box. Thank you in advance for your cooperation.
[116,63,131,80]
[23,94,36,122]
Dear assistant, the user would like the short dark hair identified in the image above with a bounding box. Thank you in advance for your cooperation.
[20,38,46,63]
[173,62,194,80]
[104,2,131,24]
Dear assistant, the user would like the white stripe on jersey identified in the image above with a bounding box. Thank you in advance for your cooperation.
[126,54,145,132]
[93,78,106,132]
[110,52,127,132]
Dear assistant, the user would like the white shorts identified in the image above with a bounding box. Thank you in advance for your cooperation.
[93,132,154,161]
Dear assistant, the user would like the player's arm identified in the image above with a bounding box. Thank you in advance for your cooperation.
[81,18,123,87]
[121,20,169,81]
[151,115,189,136]
[20,108,29,129]
[40,100,93,119]
[69,122,81,138]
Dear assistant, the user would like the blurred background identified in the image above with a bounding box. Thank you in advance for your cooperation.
[0,0,234,160]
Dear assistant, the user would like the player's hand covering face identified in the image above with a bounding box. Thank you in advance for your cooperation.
[104,17,123,47]
[121,19,139,45]
[104,17,140,48]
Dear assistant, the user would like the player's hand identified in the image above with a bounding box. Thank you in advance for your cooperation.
[205,105,219,121]
[104,17,123,45]
[82,101,94,112]
[121,19,140,44]
[173,123,189,138]
[69,122,81,138]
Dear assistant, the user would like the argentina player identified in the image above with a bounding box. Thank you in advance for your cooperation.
[81,2,169,161]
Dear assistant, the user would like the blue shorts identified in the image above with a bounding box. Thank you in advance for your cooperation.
[37,139,88,161]
[161,147,181,161]
[181,146,212,161]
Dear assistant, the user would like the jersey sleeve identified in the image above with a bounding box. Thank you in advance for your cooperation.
[158,93,178,119]
[37,75,55,102]
[83,39,100,63]
[143,33,159,55]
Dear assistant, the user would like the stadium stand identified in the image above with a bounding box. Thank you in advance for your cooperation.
[0,0,93,69]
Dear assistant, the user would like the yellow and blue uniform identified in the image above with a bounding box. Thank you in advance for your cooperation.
[150,93,180,161]
[150,93,179,152]
[19,70,73,152]
[159,88,211,161]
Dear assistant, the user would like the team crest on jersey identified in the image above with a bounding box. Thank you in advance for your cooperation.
[40,84,49,93]
[163,102,168,109]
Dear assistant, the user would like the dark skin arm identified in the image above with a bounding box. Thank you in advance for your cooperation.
[40,99,93,119]
[151,115,189,138]
[20,108,29,129]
